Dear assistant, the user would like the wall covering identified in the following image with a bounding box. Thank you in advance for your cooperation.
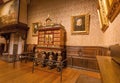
[104,13,120,46]
[27,0,104,46]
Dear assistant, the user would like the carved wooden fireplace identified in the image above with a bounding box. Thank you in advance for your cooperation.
[0,0,28,55]
[0,24,29,55]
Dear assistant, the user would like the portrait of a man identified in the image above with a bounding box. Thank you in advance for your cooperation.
[71,14,90,35]
[74,17,85,31]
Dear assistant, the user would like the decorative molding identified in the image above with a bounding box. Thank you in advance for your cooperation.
[98,0,109,32]
[66,46,109,57]
[107,0,120,22]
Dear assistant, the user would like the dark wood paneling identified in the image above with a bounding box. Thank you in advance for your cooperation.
[67,56,72,67]
[109,44,120,64]
[66,46,108,56]
[67,46,109,71]
[0,43,4,55]
[101,47,110,56]
[87,59,99,70]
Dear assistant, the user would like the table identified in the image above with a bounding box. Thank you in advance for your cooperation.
[96,56,120,83]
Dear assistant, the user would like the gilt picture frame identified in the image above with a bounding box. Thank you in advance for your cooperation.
[32,22,39,36]
[98,0,109,32]
[71,14,90,35]
[107,0,120,22]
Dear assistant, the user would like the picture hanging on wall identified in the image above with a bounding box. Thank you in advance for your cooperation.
[97,0,109,32]
[71,14,90,35]
[32,22,39,36]
[107,0,120,22]
[0,0,19,28]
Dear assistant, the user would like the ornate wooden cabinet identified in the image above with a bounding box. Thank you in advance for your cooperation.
[37,25,66,52]
[36,25,66,71]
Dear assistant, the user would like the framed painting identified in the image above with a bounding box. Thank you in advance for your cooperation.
[0,0,19,28]
[32,22,39,36]
[98,0,109,32]
[107,0,120,22]
[71,14,90,35]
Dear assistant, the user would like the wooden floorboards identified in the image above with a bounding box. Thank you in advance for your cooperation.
[0,60,101,83]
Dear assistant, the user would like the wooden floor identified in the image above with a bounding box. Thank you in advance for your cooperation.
[0,60,101,83]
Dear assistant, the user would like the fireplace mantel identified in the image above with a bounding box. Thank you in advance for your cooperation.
[0,23,29,34]
[0,23,29,54]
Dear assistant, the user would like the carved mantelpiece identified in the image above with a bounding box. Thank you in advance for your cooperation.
[0,23,29,34]
[0,0,28,55]
[0,23,29,54]
[0,23,29,41]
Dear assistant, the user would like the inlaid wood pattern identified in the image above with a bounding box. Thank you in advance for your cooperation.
[0,60,100,83]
